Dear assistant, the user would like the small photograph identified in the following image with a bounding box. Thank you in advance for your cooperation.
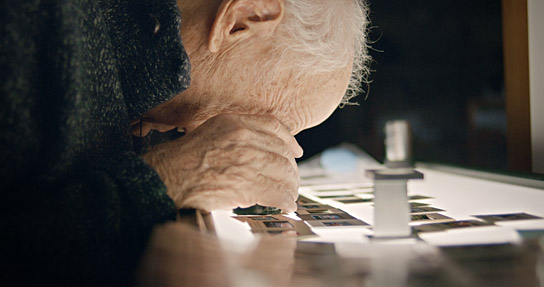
[307,209,333,214]
[443,220,492,228]
[295,207,344,215]
[314,188,354,193]
[410,213,454,225]
[408,195,433,201]
[306,219,369,228]
[373,202,429,208]
[322,221,354,227]
[265,230,299,236]
[410,202,430,207]
[411,214,432,221]
[263,221,293,229]
[317,194,355,199]
[233,215,282,223]
[298,212,354,221]
[249,216,279,221]
[336,198,373,204]
[307,209,336,214]
[410,206,445,215]
[297,195,318,204]
[333,196,361,202]
[311,214,343,220]
[473,212,543,223]
[297,204,324,209]
[297,204,333,210]
[414,220,493,233]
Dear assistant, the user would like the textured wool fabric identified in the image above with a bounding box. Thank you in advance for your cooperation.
[0,0,190,284]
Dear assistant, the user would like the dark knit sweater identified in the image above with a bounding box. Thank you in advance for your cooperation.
[1,0,190,285]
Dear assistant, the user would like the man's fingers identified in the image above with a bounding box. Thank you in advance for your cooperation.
[181,184,297,214]
[257,193,298,213]
[164,113,303,213]
[249,179,298,213]
[286,137,303,158]
[182,148,299,210]
[233,114,304,158]
[247,149,300,194]
[245,132,300,177]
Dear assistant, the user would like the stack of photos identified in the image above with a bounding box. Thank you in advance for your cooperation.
[233,214,316,239]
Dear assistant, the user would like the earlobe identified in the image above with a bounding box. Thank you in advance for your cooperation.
[208,0,285,53]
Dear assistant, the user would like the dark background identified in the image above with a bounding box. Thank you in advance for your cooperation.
[296,0,507,171]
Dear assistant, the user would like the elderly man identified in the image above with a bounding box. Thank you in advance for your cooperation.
[0,0,369,284]
[139,0,370,213]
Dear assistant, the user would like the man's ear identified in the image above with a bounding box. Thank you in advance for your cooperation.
[208,0,285,53]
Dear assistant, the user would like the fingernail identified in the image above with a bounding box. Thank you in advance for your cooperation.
[286,202,297,213]
[293,144,304,158]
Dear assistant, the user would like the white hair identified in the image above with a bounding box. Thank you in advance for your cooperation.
[275,0,371,105]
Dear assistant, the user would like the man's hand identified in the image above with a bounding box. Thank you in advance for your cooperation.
[142,114,303,213]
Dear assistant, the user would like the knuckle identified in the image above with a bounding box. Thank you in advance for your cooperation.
[255,149,275,164]
[270,119,283,134]
[291,159,300,175]
[259,115,282,133]
[286,177,299,192]
[226,126,252,141]
[273,137,291,156]
[274,153,291,166]
[268,154,294,173]
[274,175,297,194]
[284,157,298,176]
